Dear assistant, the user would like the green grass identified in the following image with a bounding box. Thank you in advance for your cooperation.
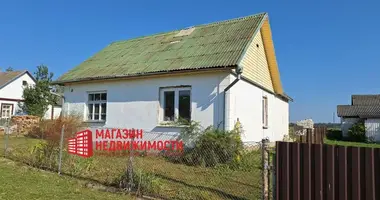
[0,136,263,200]
[0,157,132,200]
[324,138,380,148]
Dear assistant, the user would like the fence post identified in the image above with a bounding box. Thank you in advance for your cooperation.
[58,125,65,175]
[262,138,270,200]
[4,120,9,157]
[127,135,134,192]
[272,151,276,200]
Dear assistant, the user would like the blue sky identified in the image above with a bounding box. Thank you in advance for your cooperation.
[0,0,379,122]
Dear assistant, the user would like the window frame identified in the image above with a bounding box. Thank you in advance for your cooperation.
[86,91,107,122]
[262,96,268,128]
[1,103,13,119]
[159,86,191,123]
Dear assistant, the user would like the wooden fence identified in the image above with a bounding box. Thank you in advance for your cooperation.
[295,126,327,144]
[275,141,379,200]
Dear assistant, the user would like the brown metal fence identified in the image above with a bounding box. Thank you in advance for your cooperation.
[295,126,327,144]
[275,141,380,200]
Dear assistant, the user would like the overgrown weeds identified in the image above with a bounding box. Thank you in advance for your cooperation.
[27,114,83,141]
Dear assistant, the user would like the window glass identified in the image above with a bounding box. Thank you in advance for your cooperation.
[101,103,106,120]
[164,91,175,121]
[94,104,100,120]
[179,90,191,121]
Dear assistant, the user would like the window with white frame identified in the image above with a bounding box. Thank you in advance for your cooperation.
[262,96,268,127]
[160,87,191,122]
[1,104,13,119]
[87,92,107,121]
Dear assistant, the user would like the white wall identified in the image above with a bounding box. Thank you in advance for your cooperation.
[63,72,231,141]
[53,107,62,119]
[0,72,57,119]
[341,117,359,137]
[0,73,35,99]
[365,119,380,142]
[43,105,62,120]
[227,75,289,143]
[0,73,35,118]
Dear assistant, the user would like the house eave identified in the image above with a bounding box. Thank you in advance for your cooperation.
[53,66,236,85]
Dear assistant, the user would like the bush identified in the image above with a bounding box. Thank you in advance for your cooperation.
[27,140,59,169]
[167,121,244,168]
[22,114,84,169]
[347,121,367,142]
[27,114,83,146]
[326,128,343,141]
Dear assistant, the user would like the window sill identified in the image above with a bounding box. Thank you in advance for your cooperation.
[83,120,106,124]
[156,123,190,128]
[263,126,269,129]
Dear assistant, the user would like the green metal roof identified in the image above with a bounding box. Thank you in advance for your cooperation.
[56,12,267,83]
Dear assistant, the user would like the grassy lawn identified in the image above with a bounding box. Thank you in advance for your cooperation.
[324,138,380,148]
[0,136,262,200]
[0,157,132,200]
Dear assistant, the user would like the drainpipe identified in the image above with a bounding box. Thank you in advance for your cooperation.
[223,66,242,131]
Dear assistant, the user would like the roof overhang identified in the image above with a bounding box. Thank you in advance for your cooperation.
[53,66,236,85]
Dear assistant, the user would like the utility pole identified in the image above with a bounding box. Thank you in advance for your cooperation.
[333,112,335,123]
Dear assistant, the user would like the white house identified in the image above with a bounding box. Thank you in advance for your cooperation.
[338,95,380,141]
[55,12,291,143]
[0,70,62,120]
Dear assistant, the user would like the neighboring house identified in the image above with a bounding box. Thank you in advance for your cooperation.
[0,70,62,120]
[55,12,291,143]
[43,93,63,120]
[337,94,380,141]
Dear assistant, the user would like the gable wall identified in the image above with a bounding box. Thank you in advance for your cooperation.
[227,74,288,142]
[238,30,274,92]
[0,73,35,99]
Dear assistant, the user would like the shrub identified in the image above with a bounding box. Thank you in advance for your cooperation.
[23,114,84,170]
[28,140,59,169]
[347,121,367,142]
[27,114,83,146]
[288,126,297,141]
[326,128,343,141]
[168,121,244,168]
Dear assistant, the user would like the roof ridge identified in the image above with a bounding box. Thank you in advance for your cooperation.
[194,12,267,28]
[352,94,380,96]
[110,12,267,45]
[0,69,26,73]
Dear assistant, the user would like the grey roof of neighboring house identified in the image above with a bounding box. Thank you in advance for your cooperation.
[337,95,380,117]
[337,105,380,118]
[351,95,380,106]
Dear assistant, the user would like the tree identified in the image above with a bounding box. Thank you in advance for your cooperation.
[20,65,57,118]
[6,66,13,72]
